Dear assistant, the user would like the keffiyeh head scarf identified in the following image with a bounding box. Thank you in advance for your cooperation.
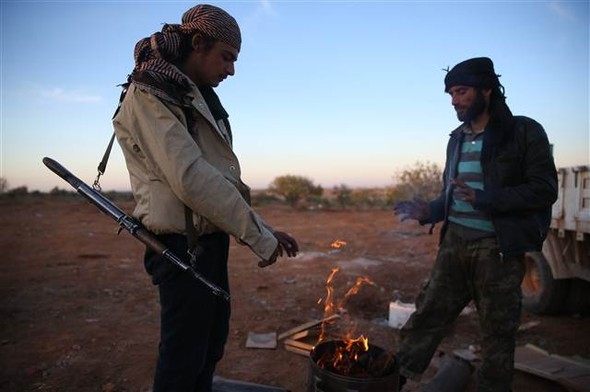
[131,4,241,100]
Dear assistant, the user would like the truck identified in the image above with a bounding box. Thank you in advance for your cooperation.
[522,165,590,314]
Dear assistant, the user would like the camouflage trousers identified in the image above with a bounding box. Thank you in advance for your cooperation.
[396,223,525,392]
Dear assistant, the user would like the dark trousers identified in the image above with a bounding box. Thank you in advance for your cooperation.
[144,232,231,392]
[396,224,525,392]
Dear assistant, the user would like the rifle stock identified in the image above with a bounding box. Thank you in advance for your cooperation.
[42,157,230,301]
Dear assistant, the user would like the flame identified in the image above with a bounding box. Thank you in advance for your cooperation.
[330,240,347,249]
[343,276,376,305]
[316,267,377,375]
[318,267,340,341]
[317,335,371,376]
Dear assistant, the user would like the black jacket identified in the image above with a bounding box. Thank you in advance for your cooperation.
[426,113,558,256]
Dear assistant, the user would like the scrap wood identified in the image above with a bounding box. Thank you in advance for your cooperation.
[284,337,315,352]
[284,344,310,357]
[515,344,590,392]
[280,315,342,357]
[284,335,315,357]
[278,314,340,340]
[283,328,320,356]
[287,328,313,341]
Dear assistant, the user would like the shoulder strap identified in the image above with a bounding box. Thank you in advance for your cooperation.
[93,79,131,191]
[179,105,202,264]
[93,133,116,191]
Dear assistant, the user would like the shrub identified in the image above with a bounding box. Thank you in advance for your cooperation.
[251,191,281,206]
[0,177,8,194]
[6,186,28,197]
[350,188,388,210]
[386,161,442,203]
[333,184,353,209]
[268,175,323,207]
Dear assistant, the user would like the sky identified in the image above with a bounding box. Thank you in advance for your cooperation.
[1,0,589,192]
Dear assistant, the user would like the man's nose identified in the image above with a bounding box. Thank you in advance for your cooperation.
[227,62,235,76]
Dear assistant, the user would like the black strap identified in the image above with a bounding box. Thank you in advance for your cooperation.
[94,80,131,191]
[180,105,202,265]
[93,133,116,191]
[185,206,202,268]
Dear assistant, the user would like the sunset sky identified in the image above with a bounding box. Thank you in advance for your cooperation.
[2,0,588,192]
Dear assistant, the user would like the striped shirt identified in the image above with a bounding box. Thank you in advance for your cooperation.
[448,127,495,236]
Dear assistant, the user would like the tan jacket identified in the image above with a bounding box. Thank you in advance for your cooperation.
[113,80,278,261]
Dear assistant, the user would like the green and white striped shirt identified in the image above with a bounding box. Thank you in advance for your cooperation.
[448,127,495,237]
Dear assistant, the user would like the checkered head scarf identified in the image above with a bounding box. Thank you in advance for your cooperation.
[180,4,241,51]
[131,4,241,98]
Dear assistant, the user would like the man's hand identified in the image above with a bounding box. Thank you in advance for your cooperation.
[393,197,430,222]
[258,231,299,268]
[451,178,476,203]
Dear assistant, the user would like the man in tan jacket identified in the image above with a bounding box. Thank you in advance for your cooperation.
[113,5,299,391]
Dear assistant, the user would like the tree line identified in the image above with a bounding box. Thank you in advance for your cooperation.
[0,161,442,210]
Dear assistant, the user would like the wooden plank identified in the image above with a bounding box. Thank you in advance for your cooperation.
[277,314,340,340]
[284,344,311,357]
[515,344,590,392]
[288,329,312,341]
[284,338,315,352]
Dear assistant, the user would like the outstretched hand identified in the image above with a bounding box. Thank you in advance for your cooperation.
[258,231,299,268]
[393,197,430,222]
[451,178,476,203]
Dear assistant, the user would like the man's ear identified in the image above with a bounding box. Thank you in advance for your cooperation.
[482,88,493,99]
[191,34,203,53]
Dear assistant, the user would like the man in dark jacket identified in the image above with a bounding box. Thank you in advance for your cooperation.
[393,57,557,391]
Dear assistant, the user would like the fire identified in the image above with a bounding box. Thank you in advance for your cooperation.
[319,267,340,322]
[316,335,371,376]
[316,267,377,376]
[330,239,347,249]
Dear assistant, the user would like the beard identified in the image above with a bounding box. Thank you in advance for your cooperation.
[456,90,487,123]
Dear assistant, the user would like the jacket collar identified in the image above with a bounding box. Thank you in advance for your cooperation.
[176,68,232,145]
[448,113,515,162]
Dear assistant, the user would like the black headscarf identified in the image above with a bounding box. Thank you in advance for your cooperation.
[444,57,501,93]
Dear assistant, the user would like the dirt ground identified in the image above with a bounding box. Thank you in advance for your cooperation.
[1,197,589,392]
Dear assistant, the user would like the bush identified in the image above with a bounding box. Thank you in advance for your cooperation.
[350,188,388,210]
[333,184,352,209]
[386,161,442,203]
[251,191,281,206]
[49,187,73,197]
[268,175,323,207]
[6,186,28,197]
[0,177,8,194]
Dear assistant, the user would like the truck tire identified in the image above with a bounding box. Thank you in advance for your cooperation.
[521,252,570,314]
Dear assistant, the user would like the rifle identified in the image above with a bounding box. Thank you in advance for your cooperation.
[42,157,230,301]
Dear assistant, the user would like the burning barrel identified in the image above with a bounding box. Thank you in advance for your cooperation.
[307,339,399,392]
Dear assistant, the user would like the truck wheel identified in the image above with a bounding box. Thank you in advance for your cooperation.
[521,252,570,314]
